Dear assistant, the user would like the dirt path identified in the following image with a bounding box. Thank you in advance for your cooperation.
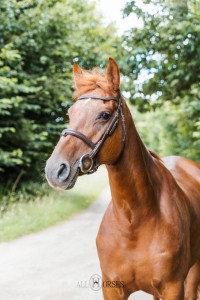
[0,189,152,300]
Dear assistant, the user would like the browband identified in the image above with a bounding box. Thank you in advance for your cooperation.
[77,94,119,102]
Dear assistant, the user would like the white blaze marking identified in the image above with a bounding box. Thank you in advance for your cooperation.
[84,98,92,104]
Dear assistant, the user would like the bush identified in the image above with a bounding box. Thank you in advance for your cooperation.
[0,0,119,187]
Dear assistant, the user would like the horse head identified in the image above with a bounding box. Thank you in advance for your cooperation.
[45,58,125,189]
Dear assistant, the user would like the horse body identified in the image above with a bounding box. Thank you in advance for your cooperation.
[96,100,200,299]
[45,58,200,299]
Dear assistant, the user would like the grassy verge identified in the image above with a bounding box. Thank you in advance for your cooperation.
[0,166,108,242]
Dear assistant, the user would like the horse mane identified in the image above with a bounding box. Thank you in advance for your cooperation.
[73,68,116,100]
[149,150,162,161]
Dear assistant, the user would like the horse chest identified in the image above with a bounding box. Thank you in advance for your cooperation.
[96,209,187,292]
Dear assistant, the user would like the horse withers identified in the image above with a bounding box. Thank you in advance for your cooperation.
[45,58,200,300]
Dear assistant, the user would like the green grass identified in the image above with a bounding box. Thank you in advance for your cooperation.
[0,166,108,242]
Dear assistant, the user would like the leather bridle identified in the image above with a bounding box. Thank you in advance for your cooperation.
[61,94,126,174]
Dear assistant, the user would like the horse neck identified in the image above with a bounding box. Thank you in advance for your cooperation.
[107,101,158,219]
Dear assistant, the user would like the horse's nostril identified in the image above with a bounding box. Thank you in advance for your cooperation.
[57,162,70,182]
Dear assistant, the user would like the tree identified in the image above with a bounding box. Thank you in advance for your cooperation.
[0,0,119,185]
[122,0,200,161]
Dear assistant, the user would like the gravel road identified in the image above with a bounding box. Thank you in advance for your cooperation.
[0,189,152,300]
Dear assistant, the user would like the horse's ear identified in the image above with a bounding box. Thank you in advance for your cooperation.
[106,57,120,91]
[73,62,83,89]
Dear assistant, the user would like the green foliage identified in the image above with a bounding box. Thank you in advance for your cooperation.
[132,101,200,162]
[0,0,118,190]
[0,181,49,213]
[122,0,200,161]
[0,166,108,241]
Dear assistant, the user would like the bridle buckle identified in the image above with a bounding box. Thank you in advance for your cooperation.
[79,154,94,174]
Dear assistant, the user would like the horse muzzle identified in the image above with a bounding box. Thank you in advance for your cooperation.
[45,159,79,190]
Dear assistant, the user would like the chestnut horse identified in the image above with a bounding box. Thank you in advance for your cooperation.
[45,58,200,299]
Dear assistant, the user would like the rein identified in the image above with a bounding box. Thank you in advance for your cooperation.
[61,94,126,174]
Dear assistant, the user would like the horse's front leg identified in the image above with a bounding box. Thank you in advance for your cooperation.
[161,281,184,300]
[101,274,130,300]
[184,260,200,300]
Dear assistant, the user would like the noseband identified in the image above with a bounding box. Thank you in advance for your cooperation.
[61,94,126,174]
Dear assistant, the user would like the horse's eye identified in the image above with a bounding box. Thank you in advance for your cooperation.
[98,112,111,120]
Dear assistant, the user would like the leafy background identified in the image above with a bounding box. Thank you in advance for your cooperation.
[122,0,200,161]
[0,0,199,209]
